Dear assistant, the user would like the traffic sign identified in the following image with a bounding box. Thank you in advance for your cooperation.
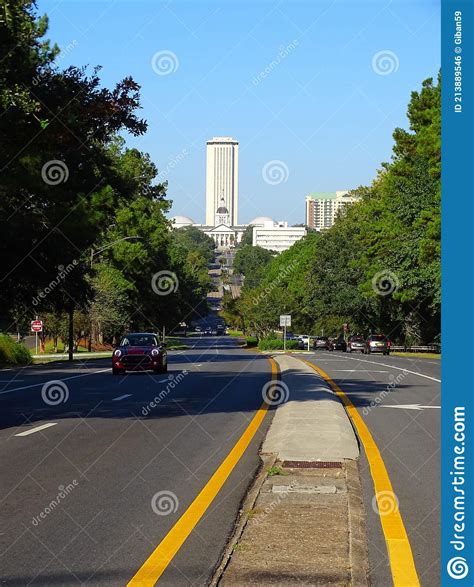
[31,320,43,333]
[280,315,291,327]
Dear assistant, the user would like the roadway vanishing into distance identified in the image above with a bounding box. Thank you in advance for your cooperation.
[0,337,440,586]
[304,349,440,586]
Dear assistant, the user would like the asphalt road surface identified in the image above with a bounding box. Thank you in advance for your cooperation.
[0,337,274,586]
[302,349,440,586]
[1,339,441,586]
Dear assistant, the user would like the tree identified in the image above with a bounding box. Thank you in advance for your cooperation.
[233,245,274,289]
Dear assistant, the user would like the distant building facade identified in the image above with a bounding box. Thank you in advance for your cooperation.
[252,220,306,253]
[305,191,358,230]
[205,137,239,226]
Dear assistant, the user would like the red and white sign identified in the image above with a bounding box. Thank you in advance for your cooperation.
[31,320,43,333]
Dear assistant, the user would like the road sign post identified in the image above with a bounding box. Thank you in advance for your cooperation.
[279,315,291,352]
[31,318,43,355]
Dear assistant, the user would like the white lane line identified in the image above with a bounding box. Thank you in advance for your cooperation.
[158,379,168,383]
[332,369,388,373]
[380,404,440,411]
[15,423,57,437]
[335,356,441,383]
[0,368,110,395]
[112,394,132,401]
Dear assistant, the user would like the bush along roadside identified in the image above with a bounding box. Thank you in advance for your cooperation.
[258,338,299,351]
[0,334,32,366]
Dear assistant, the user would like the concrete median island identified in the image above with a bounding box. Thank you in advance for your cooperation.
[214,354,369,586]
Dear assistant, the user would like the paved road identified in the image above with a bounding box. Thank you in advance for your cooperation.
[0,337,273,586]
[301,350,440,586]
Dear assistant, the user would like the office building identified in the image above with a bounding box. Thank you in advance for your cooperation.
[205,137,239,226]
[305,191,358,230]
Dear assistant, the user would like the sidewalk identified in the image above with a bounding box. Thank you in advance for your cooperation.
[215,355,368,586]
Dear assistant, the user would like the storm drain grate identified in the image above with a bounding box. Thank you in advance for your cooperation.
[282,461,343,469]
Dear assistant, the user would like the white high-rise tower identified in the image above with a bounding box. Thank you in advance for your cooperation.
[205,137,239,226]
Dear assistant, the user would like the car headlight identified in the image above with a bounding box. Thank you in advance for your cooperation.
[114,349,122,357]
[151,348,160,356]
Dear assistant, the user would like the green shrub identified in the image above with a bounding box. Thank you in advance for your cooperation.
[258,338,299,350]
[245,336,258,347]
[0,334,32,366]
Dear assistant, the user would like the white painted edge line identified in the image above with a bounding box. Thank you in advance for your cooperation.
[331,369,388,373]
[0,368,111,395]
[112,394,132,401]
[337,356,441,383]
[15,423,57,437]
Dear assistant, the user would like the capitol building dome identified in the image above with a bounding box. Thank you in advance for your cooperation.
[171,215,195,227]
[248,216,274,226]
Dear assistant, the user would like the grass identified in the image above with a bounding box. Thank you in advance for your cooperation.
[164,336,189,350]
[227,329,244,337]
[266,465,289,477]
[43,341,90,353]
[392,352,440,359]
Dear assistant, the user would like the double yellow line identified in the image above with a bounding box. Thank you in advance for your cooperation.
[304,359,420,587]
[128,358,278,586]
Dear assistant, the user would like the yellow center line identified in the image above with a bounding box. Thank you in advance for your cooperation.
[303,359,420,587]
[127,358,278,586]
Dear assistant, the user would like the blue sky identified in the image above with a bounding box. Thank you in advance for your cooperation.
[38,0,440,224]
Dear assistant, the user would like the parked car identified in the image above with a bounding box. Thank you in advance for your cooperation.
[347,335,365,353]
[112,332,167,375]
[332,337,347,352]
[364,334,391,355]
[195,326,202,333]
[204,326,212,335]
[313,336,331,350]
[297,335,311,349]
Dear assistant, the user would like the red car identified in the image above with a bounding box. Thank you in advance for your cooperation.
[112,333,168,375]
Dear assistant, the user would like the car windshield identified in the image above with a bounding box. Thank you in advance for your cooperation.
[120,334,158,347]
[352,337,364,341]
[370,335,385,341]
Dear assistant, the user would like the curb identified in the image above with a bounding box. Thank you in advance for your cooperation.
[345,459,370,586]
[210,454,277,587]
